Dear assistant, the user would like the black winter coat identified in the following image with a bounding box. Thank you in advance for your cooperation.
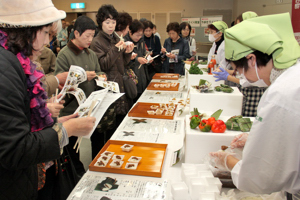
[162,37,190,75]
[0,47,60,200]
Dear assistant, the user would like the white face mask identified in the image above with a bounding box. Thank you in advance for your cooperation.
[208,32,219,42]
[239,62,268,88]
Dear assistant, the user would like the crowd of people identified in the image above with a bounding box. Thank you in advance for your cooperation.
[0,0,300,199]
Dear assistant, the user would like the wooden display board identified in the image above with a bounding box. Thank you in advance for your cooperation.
[147,82,179,91]
[89,140,168,178]
[128,102,177,120]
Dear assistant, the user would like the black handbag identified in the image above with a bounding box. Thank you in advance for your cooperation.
[123,74,138,99]
[53,147,80,200]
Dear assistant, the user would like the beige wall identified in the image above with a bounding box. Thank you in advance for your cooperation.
[53,0,234,18]
[233,0,292,19]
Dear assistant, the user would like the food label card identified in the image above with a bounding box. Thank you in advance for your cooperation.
[57,65,87,102]
[96,79,120,93]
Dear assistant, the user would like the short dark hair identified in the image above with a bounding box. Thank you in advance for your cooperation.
[235,14,243,24]
[129,19,144,34]
[179,22,192,37]
[166,22,180,34]
[115,12,132,32]
[207,24,218,32]
[96,4,118,30]
[142,20,154,30]
[228,51,272,72]
[0,24,51,57]
[74,16,97,36]
[153,24,157,29]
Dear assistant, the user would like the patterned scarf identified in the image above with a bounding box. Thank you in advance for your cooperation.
[0,30,53,132]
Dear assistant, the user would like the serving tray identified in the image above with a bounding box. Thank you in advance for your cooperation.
[147,82,179,91]
[152,73,179,80]
[89,140,168,177]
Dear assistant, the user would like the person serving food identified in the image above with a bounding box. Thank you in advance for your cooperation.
[209,13,300,199]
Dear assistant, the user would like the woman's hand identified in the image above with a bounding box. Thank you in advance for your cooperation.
[115,41,126,50]
[125,43,134,53]
[192,50,197,56]
[131,53,137,60]
[166,53,176,59]
[47,103,64,117]
[209,151,237,171]
[58,113,78,123]
[63,116,96,137]
[161,47,167,54]
[137,57,148,64]
[86,71,97,81]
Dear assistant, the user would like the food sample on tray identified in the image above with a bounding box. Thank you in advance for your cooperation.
[121,144,134,152]
[155,109,163,115]
[94,160,108,167]
[147,110,155,115]
[101,151,114,157]
[171,83,178,87]
[125,162,138,170]
[150,105,159,110]
[128,156,142,163]
[165,111,173,116]
[110,160,124,168]
[112,154,125,161]
[98,155,111,162]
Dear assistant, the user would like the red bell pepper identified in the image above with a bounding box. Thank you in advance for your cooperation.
[211,120,226,133]
[199,120,211,132]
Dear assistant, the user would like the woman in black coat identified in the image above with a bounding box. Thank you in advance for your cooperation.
[161,22,190,75]
[0,0,95,199]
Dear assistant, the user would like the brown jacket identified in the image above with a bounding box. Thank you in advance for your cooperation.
[90,31,132,115]
[36,47,58,97]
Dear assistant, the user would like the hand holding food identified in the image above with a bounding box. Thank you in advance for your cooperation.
[63,116,96,137]
[230,132,249,149]
[125,42,134,53]
[137,57,148,64]
[115,40,126,51]
[87,71,97,81]
[161,47,167,54]
[209,151,236,171]
[166,53,176,59]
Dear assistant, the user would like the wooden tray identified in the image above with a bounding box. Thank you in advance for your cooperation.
[89,140,168,178]
[152,73,179,80]
[147,82,179,91]
[128,102,177,120]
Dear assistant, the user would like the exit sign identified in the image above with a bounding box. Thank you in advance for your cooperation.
[71,3,85,9]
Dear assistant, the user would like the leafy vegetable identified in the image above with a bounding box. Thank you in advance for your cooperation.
[225,115,252,132]
[211,109,223,120]
[189,61,203,74]
[214,84,234,93]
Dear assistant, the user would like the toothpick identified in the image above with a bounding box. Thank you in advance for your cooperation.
[138,52,150,69]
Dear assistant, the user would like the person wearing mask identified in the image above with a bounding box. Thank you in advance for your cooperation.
[142,20,162,79]
[57,19,68,48]
[55,16,102,177]
[153,24,161,40]
[209,13,300,200]
[161,22,190,75]
[180,22,196,57]
[0,0,96,199]
[124,19,151,102]
[90,5,134,157]
[207,21,229,70]
[212,12,267,117]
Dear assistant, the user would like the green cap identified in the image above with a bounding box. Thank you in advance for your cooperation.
[212,21,228,33]
[225,13,300,69]
[242,11,258,20]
